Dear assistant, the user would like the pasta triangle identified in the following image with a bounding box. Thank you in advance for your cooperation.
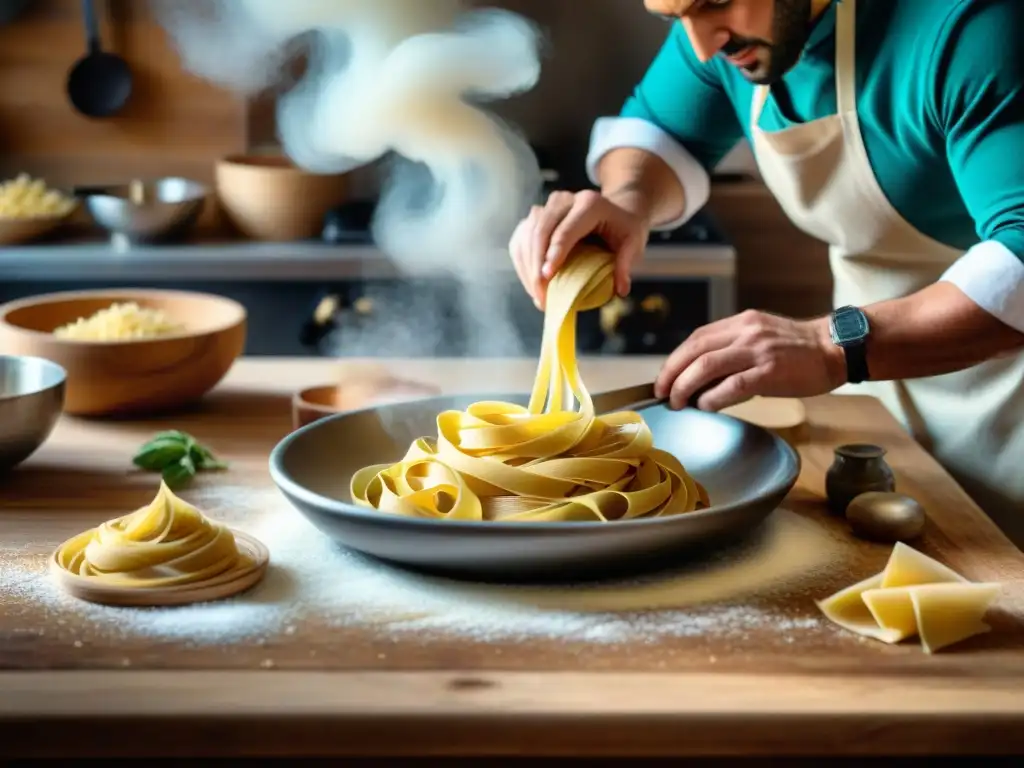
[816,542,1002,653]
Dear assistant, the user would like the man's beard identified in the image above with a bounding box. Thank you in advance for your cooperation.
[720,0,814,85]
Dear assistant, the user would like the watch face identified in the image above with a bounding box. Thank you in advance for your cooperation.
[833,307,869,344]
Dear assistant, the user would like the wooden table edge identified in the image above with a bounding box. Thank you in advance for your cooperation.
[2,670,1024,757]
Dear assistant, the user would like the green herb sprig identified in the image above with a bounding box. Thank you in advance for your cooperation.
[132,430,228,488]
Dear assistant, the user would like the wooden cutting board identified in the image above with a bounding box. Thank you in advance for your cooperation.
[1,357,1023,758]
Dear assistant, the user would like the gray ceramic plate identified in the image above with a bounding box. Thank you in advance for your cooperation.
[268,393,801,582]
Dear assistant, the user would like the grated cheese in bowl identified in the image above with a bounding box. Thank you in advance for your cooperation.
[52,301,186,341]
[0,173,77,220]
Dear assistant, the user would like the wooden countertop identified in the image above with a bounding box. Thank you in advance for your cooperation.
[2,357,1023,758]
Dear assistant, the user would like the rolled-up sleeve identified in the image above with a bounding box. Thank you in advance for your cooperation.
[933,0,1024,333]
[586,22,744,230]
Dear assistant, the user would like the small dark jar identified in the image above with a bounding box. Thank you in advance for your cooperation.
[825,443,896,515]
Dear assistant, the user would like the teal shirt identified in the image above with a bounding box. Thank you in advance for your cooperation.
[621,0,1024,262]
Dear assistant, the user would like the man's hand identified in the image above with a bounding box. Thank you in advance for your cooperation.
[654,310,847,411]
[508,190,651,310]
[508,146,690,309]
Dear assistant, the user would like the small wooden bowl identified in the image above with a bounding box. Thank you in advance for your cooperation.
[293,376,441,430]
[215,154,349,242]
[0,289,247,417]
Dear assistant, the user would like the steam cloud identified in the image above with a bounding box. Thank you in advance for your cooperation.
[151,0,544,272]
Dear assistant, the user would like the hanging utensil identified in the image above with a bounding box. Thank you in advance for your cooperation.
[0,0,32,26]
[65,0,132,118]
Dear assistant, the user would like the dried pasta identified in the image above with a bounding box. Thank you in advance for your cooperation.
[52,481,255,589]
[53,301,185,341]
[350,245,710,522]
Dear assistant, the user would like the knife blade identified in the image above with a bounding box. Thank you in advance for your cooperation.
[593,378,725,415]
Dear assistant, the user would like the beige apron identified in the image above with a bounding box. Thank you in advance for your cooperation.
[748,0,1024,540]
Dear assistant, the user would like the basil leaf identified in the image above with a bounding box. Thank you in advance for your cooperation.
[188,442,212,461]
[133,439,189,471]
[147,430,193,446]
[189,442,228,471]
[161,455,196,489]
[133,430,227,479]
[196,456,229,471]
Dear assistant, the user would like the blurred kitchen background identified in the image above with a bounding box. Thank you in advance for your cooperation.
[0,0,831,358]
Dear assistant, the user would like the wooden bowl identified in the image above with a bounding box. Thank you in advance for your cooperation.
[215,154,349,242]
[0,210,77,246]
[293,374,441,431]
[0,289,247,417]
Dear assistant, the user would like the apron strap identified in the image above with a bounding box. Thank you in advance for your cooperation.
[834,0,857,113]
[752,85,770,126]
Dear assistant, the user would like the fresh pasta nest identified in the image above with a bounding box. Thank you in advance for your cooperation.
[351,246,710,523]
[51,481,268,606]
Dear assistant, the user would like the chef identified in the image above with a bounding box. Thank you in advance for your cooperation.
[508,0,1024,537]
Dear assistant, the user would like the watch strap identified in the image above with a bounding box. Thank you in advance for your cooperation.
[843,342,869,384]
[830,305,871,385]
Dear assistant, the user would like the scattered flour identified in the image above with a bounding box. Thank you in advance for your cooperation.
[1,485,842,647]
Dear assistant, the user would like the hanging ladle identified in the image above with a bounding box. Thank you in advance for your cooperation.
[0,0,33,27]
[66,0,132,118]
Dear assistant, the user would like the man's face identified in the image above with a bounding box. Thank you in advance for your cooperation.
[645,0,814,84]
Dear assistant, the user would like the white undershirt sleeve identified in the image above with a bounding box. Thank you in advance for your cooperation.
[585,116,711,231]
[940,240,1024,334]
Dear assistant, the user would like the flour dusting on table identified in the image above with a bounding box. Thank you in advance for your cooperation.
[1,485,841,646]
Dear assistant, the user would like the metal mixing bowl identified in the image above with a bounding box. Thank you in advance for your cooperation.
[82,177,207,246]
[269,393,801,582]
[0,356,66,471]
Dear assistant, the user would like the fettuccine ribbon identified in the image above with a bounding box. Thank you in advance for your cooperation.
[350,245,710,522]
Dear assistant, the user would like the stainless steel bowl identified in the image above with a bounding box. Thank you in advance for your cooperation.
[83,177,207,246]
[0,355,66,471]
[269,393,802,582]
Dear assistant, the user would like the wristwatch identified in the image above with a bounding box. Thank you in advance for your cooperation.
[829,305,871,384]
